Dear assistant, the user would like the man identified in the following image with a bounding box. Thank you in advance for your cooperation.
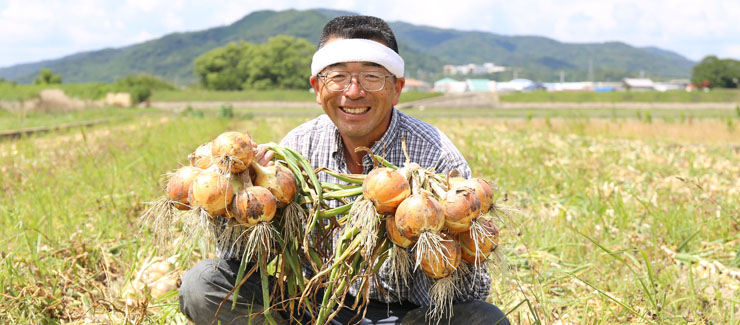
[179,15,510,324]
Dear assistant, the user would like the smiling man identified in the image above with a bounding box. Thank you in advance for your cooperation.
[179,15,510,325]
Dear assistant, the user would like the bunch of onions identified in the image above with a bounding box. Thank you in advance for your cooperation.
[418,234,461,322]
[211,131,255,174]
[393,190,447,270]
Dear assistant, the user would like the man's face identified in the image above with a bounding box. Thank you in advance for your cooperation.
[310,46,404,143]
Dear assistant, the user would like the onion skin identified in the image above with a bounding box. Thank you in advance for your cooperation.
[189,142,213,169]
[362,167,411,215]
[252,163,297,207]
[166,166,202,210]
[441,187,481,234]
[451,177,494,213]
[459,217,500,256]
[460,243,485,264]
[232,186,277,226]
[188,168,234,216]
[211,132,255,173]
[386,217,415,248]
[394,192,444,240]
[419,235,461,279]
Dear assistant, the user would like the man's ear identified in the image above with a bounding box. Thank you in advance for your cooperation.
[310,76,322,105]
[392,77,405,106]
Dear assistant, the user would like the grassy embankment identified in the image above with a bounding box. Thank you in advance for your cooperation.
[1,109,738,323]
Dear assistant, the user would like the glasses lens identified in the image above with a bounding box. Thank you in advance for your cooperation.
[359,72,385,91]
[324,71,350,91]
[322,71,387,92]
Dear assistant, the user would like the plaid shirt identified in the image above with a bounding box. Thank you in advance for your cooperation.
[278,108,490,306]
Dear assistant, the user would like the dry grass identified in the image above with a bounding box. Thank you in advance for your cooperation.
[1,109,738,323]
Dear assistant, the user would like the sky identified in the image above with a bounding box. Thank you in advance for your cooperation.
[1,0,739,68]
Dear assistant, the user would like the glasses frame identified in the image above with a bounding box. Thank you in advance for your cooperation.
[316,70,395,92]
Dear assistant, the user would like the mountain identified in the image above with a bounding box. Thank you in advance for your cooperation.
[0,8,694,84]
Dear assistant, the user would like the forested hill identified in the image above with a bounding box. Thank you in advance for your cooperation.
[0,8,694,84]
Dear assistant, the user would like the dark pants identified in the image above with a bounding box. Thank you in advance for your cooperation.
[179,259,510,325]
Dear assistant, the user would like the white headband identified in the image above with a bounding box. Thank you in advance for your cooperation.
[311,38,405,77]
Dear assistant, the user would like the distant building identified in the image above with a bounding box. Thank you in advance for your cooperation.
[443,63,507,75]
[466,79,497,92]
[623,78,654,91]
[434,78,467,93]
[496,79,538,92]
[542,82,593,92]
[403,78,432,92]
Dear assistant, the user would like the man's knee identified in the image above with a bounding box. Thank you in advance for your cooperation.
[179,259,219,322]
[400,300,510,325]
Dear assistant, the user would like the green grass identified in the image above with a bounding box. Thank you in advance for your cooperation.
[500,89,740,103]
[0,107,158,131]
[1,109,739,323]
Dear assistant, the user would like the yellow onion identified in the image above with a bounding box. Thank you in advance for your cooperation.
[362,167,411,215]
[188,167,234,216]
[394,192,444,240]
[441,187,481,234]
[211,131,255,173]
[251,161,297,207]
[450,177,495,213]
[231,186,277,226]
[419,235,461,279]
[459,217,500,257]
[166,166,202,210]
[188,142,213,169]
[386,217,415,249]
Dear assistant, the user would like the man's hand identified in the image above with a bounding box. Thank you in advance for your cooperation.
[252,141,274,166]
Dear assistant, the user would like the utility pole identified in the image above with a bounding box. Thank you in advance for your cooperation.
[588,59,594,82]
[560,70,565,83]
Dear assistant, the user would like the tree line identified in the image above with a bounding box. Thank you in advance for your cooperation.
[692,56,740,89]
[193,35,314,91]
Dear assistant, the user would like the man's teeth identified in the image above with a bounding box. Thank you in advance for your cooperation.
[342,107,369,114]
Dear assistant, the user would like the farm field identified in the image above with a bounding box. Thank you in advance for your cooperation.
[0,108,739,323]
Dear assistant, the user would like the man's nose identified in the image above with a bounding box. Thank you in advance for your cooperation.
[343,77,366,98]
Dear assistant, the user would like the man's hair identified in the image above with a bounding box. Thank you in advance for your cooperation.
[317,15,399,53]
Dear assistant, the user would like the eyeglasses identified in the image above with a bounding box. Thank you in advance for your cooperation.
[317,71,394,92]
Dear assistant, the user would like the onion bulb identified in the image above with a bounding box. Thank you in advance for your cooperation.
[251,161,297,207]
[450,177,495,213]
[385,217,415,249]
[362,167,411,215]
[394,192,444,240]
[188,167,234,217]
[418,235,461,279]
[166,166,202,210]
[211,131,255,174]
[459,216,500,258]
[231,186,277,226]
[441,187,481,234]
[188,142,213,169]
